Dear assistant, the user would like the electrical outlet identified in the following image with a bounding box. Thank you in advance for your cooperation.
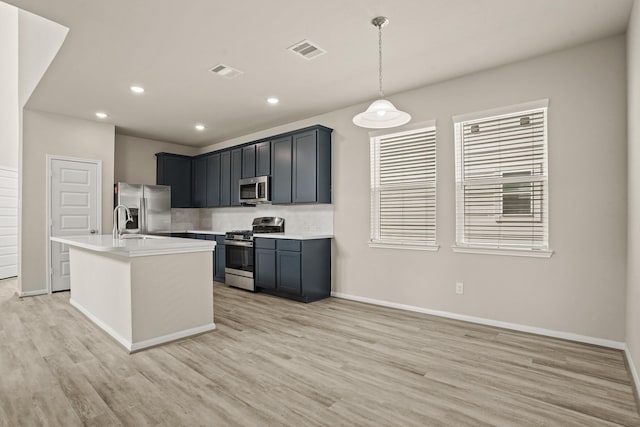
[455,282,464,295]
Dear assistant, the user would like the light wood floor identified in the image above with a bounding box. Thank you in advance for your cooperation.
[1,277,638,426]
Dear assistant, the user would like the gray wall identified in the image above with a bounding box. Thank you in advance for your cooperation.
[200,35,627,343]
[114,134,198,184]
[627,0,640,386]
[20,110,115,293]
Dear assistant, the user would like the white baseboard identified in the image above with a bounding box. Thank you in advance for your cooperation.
[129,323,216,352]
[625,346,640,398]
[331,292,625,350]
[19,288,48,297]
[70,298,133,350]
[70,298,216,353]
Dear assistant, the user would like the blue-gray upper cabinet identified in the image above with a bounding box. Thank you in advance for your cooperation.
[241,145,256,179]
[271,128,332,205]
[192,156,207,208]
[293,129,332,204]
[156,153,193,208]
[220,151,231,206]
[256,141,271,176]
[271,136,293,204]
[242,141,271,179]
[206,153,221,207]
[231,148,242,206]
[219,148,242,207]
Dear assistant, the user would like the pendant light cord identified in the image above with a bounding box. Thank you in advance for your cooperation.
[378,23,384,99]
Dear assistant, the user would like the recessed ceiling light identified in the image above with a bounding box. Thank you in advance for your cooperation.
[267,97,279,105]
[195,124,206,131]
[130,85,145,94]
[95,112,108,118]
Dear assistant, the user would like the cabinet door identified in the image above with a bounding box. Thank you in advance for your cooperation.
[192,156,207,207]
[206,153,221,207]
[292,130,318,204]
[271,136,292,204]
[255,248,276,289]
[256,141,271,176]
[214,243,226,282]
[205,235,216,280]
[242,145,256,179]
[220,151,231,206]
[277,251,301,294]
[156,154,193,208]
[231,148,242,206]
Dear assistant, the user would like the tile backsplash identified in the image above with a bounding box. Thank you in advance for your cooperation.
[171,208,200,231]
[199,204,334,234]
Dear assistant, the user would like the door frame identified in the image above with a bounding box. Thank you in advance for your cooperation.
[46,154,102,293]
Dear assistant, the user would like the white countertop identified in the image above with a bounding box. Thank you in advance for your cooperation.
[186,230,333,240]
[51,235,216,258]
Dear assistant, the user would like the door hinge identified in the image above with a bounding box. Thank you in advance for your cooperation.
[50,267,54,276]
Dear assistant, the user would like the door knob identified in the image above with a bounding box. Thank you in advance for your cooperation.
[90,229,98,234]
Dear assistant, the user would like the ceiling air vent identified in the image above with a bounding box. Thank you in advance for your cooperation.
[209,64,243,79]
[287,39,326,60]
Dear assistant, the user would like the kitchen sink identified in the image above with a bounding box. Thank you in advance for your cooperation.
[120,234,166,240]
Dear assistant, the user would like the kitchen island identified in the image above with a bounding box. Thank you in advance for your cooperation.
[50,235,216,352]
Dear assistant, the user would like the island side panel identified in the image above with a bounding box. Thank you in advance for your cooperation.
[68,247,133,347]
[129,251,214,347]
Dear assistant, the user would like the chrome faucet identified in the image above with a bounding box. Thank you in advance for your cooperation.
[113,204,133,239]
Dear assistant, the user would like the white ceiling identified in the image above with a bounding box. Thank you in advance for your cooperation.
[5,0,634,147]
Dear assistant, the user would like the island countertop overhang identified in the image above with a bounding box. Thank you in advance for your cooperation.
[51,235,215,258]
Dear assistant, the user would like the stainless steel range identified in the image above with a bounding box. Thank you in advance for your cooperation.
[224,217,284,291]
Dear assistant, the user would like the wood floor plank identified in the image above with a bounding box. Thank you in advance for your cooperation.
[1,277,638,426]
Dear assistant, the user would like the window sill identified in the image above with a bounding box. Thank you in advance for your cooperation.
[451,245,554,258]
[369,242,440,251]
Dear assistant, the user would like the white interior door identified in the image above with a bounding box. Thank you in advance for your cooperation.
[0,167,18,280]
[50,158,100,292]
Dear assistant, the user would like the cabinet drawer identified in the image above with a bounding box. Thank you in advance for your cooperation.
[277,239,301,252]
[215,235,226,244]
[255,238,276,249]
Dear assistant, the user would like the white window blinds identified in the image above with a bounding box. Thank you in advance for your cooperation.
[453,101,549,252]
[370,124,437,249]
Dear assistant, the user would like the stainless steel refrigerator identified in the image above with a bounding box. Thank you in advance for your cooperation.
[114,183,171,235]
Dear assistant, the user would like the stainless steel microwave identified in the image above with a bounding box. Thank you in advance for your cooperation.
[239,176,270,204]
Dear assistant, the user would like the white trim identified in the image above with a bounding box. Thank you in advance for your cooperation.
[330,292,624,350]
[625,346,640,399]
[452,99,549,124]
[129,323,216,352]
[451,245,554,258]
[46,155,102,293]
[368,119,437,138]
[18,288,48,297]
[0,167,19,280]
[70,297,216,352]
[369,242,439,251]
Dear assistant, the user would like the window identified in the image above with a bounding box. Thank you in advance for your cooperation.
[370,122,437,250]
[453,100,552,257]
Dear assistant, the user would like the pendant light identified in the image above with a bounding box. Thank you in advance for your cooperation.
[353,16,411,129]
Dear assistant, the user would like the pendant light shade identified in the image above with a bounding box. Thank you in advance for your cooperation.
[353,16,411,129]
[352,99,411,128]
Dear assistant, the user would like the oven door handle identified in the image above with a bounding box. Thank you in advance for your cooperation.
[224,240,253,247]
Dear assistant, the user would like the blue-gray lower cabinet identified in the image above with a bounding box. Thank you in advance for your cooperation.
[214,235,226,283]
[254,237,331,303]
[255,248,276,289]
